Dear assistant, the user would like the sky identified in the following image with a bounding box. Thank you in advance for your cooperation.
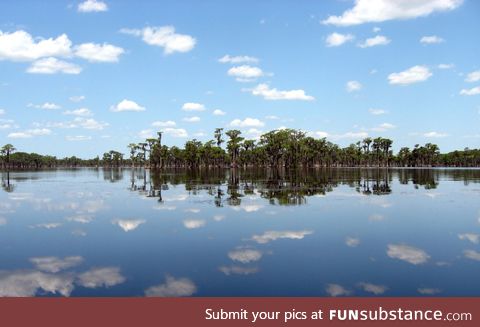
[0,0,479,158]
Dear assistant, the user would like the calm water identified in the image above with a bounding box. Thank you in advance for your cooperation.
[0,168,479,297]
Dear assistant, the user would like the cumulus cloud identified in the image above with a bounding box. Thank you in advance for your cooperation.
[27,57,81,74]
[213,109,226,116]
[465,70,480,83]
[228,249,262,263]
[326,284,352,297]
[371,122,396,132]
[420,35,444,44]
[325,32,354,47]
[249,83,314,101]
[388,65,432,85]
[183,219,206,229]
[8,128,52,139]
[78,0,108,13]
[0,270,74,297]
[28,102,61,110]
[322,0,463,26]
[164,128,188,138]
[110,99,145,112]
[418,288,441,295]
[183,116,200,123]
[346,80,362,92]
[219,266,259,276]
[358,282,388,295]
[182,102,205,112]
[63,108,93,117]
[252,230,313,244]
[76,267,126,288]
[358,35,391,48]
[112,219,146,232]
[387,244,430,265]
[460,86,480,96]
[423,131,448,138]
[218,55,259,64]
[345,237,361,247]
[145,276,197,297]
[74,43,124,62]
[29,256,84,273]
[458,233,480,244]
[152,120,176,127]
[0,30,72,61]
[369,108,387,115]
[121,26,196,54]
[464,249,480,261]
[230,118,264,128]
[43,117,108,130]
[228,65,264,82]
[69,95,85,102]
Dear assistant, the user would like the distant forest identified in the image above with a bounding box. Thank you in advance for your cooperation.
[1,128,480,169]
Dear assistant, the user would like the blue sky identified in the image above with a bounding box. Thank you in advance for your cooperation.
[0,0,479,158]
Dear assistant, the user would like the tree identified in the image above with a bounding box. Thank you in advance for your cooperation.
[1,144,16,169]
[214,128,224,148]
[226,130,243,167]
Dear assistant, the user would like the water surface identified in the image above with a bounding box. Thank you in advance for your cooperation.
[1,168,479,297]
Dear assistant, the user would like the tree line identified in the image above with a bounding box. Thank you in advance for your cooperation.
[1,128,480,169]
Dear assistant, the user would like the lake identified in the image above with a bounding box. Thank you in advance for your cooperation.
[1,168,479,297]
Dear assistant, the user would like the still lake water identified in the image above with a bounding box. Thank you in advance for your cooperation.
[0,168,479,297]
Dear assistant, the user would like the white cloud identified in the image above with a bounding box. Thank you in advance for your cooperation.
[325,32,354,47]
[183,116,200,123]
[229,117,264,128]
[66,135,92,141]
[358,282,388,295]
[464,249,480,261]
[8,128,52,139]
[460,86,480,95]
[423,131,448,138]
[228,65,264,82]
[183,219,206,229]
[218,55,259,64]
[112,219,146,232]
[228,249,262,263]
[0,109,4,115]
[388,65,432,85]
[465,70,480,83]
[345,237,360,247]
[78,0,108,13]
[31,222,62,229]
[63,108,92,117]
[213,109,226,116]
[437,63,454,69]
[0,270,74,297]
[182,102,205,112]
[373,26,381,33]
[145,276,197,297]
[27,57,81,74]
[29,256,84,273]
[74,43,124,62]
[250,83,314,101]
[322,0,463,26]
[326,283,351,297]
[420,35,444,44]
[29,102,61,110]
[346,80,362,92]
[458,233,479,244]
[331,131,369,140]
[265,115,279,120]
[76,267,125,288]
[369,108,387,115]
[69,95,85,102]
[371,122,396,132]
[387,244,430,265]
[252,230,313,244]
[121,26,196,54]
[418,288,441,295]
[219,266,259,276]
[66,214,94,223]
[358,35,391,48]
[0,30,72,61]
[164,128,188,138]
[314,131,329,138]
[152,120,176,127]
[110,99,145,112]
[46,117,107,130]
